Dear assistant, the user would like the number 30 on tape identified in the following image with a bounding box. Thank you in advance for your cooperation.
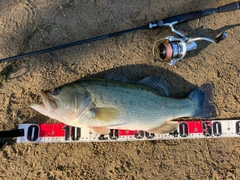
[17,120,240,143]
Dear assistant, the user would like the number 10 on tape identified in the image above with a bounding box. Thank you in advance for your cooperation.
[17,120,240,143]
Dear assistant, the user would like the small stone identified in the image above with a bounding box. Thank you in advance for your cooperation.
[18,115,24,121]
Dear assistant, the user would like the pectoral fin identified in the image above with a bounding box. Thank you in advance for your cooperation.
[91,108,119,122]
[91,126,110,135]
[148,120,178,134]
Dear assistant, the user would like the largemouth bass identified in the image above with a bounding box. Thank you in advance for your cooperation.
[30,75,218,134]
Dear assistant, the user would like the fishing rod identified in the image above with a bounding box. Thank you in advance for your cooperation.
[0,2,239,65]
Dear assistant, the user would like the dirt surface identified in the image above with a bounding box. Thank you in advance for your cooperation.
[0,0,239,179]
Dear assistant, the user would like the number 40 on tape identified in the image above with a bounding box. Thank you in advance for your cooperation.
[17,120,240,143]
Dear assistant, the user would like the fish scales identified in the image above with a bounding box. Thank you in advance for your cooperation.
[61,80,194,129]
[30,77,217,134]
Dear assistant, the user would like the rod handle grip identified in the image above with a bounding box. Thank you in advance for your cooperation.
[218,2,240,12]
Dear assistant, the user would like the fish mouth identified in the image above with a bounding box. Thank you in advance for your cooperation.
[30,91,57,113]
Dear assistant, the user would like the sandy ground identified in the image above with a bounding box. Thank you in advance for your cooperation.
[0,0,239,179]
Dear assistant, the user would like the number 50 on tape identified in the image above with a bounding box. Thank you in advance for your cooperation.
[17,119,240,143]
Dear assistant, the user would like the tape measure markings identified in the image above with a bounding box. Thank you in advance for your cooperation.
[16,120,240,143]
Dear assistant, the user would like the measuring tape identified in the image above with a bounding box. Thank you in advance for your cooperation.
[16,119,240,143]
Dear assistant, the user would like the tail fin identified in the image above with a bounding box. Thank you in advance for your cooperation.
[188,83,218,118]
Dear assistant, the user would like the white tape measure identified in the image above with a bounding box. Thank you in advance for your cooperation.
[17,119,240,143]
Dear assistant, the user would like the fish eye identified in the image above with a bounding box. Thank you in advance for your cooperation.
[52,87,61,95]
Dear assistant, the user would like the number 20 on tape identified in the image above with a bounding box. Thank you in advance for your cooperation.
[17,120,240,143]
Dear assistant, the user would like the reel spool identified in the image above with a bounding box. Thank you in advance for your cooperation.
[153,22,228,66]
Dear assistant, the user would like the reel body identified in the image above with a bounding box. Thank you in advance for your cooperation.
[154,22,228,65]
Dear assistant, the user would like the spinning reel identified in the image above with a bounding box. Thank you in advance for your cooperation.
[153,22,228,66]
[0,2,238,64]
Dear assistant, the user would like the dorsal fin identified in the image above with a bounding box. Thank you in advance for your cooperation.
[138,76,170,96]
[105,72,129,82]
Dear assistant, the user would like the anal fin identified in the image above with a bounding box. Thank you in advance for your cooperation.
[148,120,178,134]
[91,126,110,135]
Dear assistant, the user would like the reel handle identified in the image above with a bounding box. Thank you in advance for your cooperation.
[215,32,228,43]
